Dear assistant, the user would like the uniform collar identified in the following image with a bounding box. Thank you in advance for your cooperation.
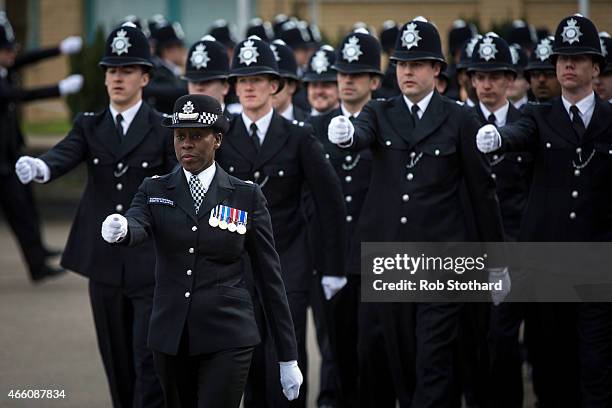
[340,103,360,118]
[562,91,595,128]
[279,104,295,121]
[241,108,274,144]
[512,95,529,110]
[183,161,216,192]
[479,101,510,127]
[403,90,434,119]
[109,100,143,133]
[465,98,476,107]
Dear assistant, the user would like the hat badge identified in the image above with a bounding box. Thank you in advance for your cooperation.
[478,37,498,61]
[239,39,259,66]
[342,36,363,63]
[536,38,553,61]
[111,29,132,56]
[401,23,422,50]
[311,50,330,73]
[466,36,480,58]
[190,43,210,69]
[509,45,520,64]
[269,44,281,62]
[600,39,608,57]
[561,18,582,44]
[178,101,199,120]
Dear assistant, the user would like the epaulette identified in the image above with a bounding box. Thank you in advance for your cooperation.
[455,100,465,106]
[291,120,305,127]
[244,180,254,184]
[82,112,96,116]
[151,175,161,179]
[375,98,386,102]
[161,113,172,118]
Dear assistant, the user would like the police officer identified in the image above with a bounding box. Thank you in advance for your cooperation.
[446,20,478,101]
[524,36,561,102]
[246,18,274,43]
[15,23,174,408]
[593,32,612,102]
[476,14,612,407]
[310,28,381,408]
[183,35,232,116]
[270,39,309,121]
[216,35,346,408]
[101,94,303,408]
[456,35,482,105]
[0,11,83,281]
[376,20,401,99]
[144,20,188,114]
[505,20,538,56]
[302,45,339,116]
[328,17,507,408]
[507,43,531,109]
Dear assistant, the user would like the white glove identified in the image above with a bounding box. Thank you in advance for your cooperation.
[15,156,49,184]
[59,74,84,96]
[321,275,348,300]
[476,124,502,153]
[60,36,83,55]
[328,115,354,146]
[101,214,128,243]
[489,267,511,306]
[279,360,303,401]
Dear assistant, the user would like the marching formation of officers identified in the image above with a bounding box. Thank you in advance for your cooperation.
[3,7,612,408]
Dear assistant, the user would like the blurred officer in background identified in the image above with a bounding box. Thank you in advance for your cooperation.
[270,39,308,121]
[302,45,339,116]
[507,43,530,109]
[593,32,612,102]
[0,11,82,282]
[523,36,561,102]
[15,23,176,408]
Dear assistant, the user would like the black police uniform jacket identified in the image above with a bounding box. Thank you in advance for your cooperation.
[39,102,177,286]
[216,112,346,288]
[498,96,612,242]
[0,47,62,174]
[347,91,505,244]
[123,164,298,359]
[473,103,534,241]
[310,107,373,275]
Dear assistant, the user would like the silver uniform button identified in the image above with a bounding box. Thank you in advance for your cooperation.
[574,169,581,177]
[93,158,99,165]
[571,191,578,198]
[407,173,414,181]
[325,153,330,159]
[569,212,576,219]
[576,147,582,154]
[141,161,148,168]
[185,292,190,298]
[189,247,194,254]
[400,216,407,224]
[254,171,260,179]
[491,173,497,180]
[434,149,440,156]
[402,194,409,202]
[345,155,352,162]
[517,156,522,162]
[609,149,612,155]
[545,142,551,149]
[345,175,352,183]
[345,195,352,203]
[493,154,499,160]
[410,152,416,158]
[385,140,392,146]
[116,183,123,191]
[117,162,124,170]
[192,226,198,231]
[346,215,353,223]
[278,170,285,177]
[186,270,192,276]
[229,166,235,173]
[115,204,123,212]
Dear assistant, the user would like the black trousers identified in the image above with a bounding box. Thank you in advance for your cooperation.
[578,302,612,408]
[89,280,163,408]
[0,172,48,279]
[153,326,253,408]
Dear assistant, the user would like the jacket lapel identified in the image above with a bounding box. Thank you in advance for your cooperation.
[582,96,612,144]
[166,168,198,223]
[254,112,289,169]
[385,95,413,146]
[95,110,122,157]
[225,116,258,164]
[409,91,449,149]
[197,163,234,221]
[546,97,579,145]
[118,103,153,159]
[506,102,522,124]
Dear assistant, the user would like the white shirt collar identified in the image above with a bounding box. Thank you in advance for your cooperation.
[466,98,476,107]
[340,103,360,118]
[479,101,510,127]
[562,92,596,128]
[403,90,434,119]
[241,108,274,145]
[183,161,216,192]
[512,95,529,110]
[279,104,295,121]
[109,100,143,134]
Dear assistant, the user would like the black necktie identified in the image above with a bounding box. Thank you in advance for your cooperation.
[250,122,261,152]
[115,113,124,144]
[487,113,496,126]
[570,105,585,141]
[411,104,420,126]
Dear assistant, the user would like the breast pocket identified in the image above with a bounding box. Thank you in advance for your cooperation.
[416,143,458,187]
[592,142,612,190]
[541,141,572,187]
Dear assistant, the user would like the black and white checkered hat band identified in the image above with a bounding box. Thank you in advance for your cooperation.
[172,112,219,125]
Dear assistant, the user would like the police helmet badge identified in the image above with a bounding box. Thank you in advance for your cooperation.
[536,38,553,61]
[179,101,199,120]
[269,44,281,62]
[238,39,259,66]
[190,43,210,69]
[111,29,132,56]
[401,23,422,50]
[342,36,363,62]
[600,38,608,57]
[561,18,583,45]
[478,37,498,61]
[311,50,330,73]
[509,45,519,64]
[0,12,15,42]
[466,36,480,58]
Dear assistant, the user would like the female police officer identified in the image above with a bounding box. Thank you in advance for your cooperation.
[101,94,303,408]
